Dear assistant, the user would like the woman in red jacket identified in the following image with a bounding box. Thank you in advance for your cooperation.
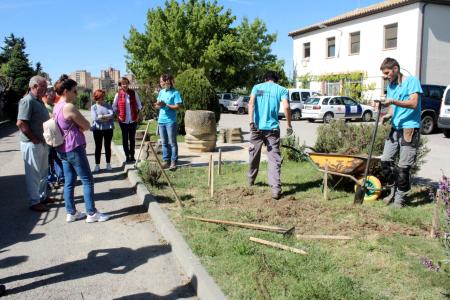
[112,77,142,163]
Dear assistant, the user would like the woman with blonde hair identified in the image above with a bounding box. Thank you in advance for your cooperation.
[91,89,114,172]
[54,74,109,223]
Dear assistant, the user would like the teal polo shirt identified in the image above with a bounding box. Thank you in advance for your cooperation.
[250,82,288,130]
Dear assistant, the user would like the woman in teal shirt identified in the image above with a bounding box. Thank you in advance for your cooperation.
[155,74,183,170]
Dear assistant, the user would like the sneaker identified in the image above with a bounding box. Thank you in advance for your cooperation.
[66,211,86,223]
[169,161,177,170]
[272,192,281,200]
[86,211,110,223]
[93,164,100,172]
[106,163,112,171]
[161,161,170,169]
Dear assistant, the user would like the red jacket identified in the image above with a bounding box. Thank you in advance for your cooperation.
[117,89,138,122]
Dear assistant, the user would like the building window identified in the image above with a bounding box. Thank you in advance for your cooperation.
[303,42,310,59]
[327,37,335,58]
[350,31,360,54]
[326,81,340,95]
[384,23,397,49]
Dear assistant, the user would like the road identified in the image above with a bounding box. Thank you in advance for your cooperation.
[0,123,195,299]
[217,113,450,184]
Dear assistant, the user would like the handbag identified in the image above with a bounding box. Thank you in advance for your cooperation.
[43,105,73,147]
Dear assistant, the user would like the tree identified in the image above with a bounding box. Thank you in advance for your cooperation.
[34,62,49,80]
[175,68,219,134]
[124,0,286,91]
[0,33,25,64]
[0,42,34,118]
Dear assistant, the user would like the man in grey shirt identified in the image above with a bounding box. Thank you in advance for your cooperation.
[16,75,53,212]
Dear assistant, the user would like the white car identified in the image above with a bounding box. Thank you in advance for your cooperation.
[302,96,375,123]
[227,96,250,114]
[217,93,238,113]
[438,85,450,138]
[278,88,321,121]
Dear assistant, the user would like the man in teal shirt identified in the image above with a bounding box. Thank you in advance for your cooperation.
[379,57,423,208]
[248,71,292,200]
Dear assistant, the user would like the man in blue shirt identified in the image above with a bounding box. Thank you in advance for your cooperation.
[248,71,292,200]
[379,57,423,208]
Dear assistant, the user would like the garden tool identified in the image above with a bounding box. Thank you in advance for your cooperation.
[354,101,383,204]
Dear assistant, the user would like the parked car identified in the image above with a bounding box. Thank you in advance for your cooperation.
[302,96,375,123]
[227,95,250,114]
[438,85,450,138]
[217,93,238,113]
[278,89,321,121]
[420,84,446,134]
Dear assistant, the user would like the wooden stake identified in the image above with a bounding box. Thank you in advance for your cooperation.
[323,162,329,201]
[250,237,307,255]
[185,216,293,234]
[296,234,353,240]
[134,119,152,168]
[207,155,211,187]
[430,191,440,238]
[210,156,214,198]
[218,148,222,175]
[146,134,184,208]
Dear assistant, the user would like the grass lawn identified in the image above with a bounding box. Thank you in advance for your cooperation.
[141,161,449,300]
[112,121,184,145]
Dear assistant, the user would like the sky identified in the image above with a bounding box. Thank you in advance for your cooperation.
[0,0,381,82]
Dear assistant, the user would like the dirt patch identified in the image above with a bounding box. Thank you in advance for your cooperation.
[192,187,428,238]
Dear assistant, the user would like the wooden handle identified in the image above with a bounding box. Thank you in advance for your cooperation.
[250,237,307,255]
[185,216,289,233]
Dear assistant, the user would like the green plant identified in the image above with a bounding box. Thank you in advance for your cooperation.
[138,160,161,186]
[314,120,430,175]
[175,68,220,134]
[281,135,308,162]
[76,90,90,109]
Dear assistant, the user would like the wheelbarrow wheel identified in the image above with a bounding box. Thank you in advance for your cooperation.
[354,176,382,202]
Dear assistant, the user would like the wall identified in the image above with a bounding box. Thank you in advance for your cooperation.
[421,3,450,85]
[292,3,422,100]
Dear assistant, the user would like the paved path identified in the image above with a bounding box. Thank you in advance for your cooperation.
[0,122,195,299]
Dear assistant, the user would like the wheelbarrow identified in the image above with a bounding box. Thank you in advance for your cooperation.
[282,146,382,201]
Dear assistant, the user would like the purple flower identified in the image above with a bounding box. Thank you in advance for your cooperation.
[420,256,440,272]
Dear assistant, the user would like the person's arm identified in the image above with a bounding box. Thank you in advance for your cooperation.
[104,106,114,119]
[380,105,394,124]
[282,99,292,129]
[112,93,119,113]
[16,120,39,144]
[248,95,255,124]
[91,105,100,121]
[166,91,183,110]
[387,93,419,109]
[135,91,143,111]
[64,103,91,131]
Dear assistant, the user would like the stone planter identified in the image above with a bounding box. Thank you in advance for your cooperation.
[184,110,217,152]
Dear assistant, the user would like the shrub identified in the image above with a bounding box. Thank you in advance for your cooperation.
[314,120,430,175]
[175,68,220,134]
[139,161,161,186]
[281,135,308,162]
[76,91,90,109]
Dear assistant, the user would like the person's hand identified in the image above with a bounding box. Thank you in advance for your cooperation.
[286,127,293,136]
[379,114,392,125]
[380,98,394,107]
[249,122,257,132]
[157,101,166,107]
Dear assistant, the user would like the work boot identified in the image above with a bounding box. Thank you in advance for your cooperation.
[383,186,396,205]
[169,161,177,170]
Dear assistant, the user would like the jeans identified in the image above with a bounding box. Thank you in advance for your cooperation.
[20,142,49,205]
[48,147,64,183]
[159,123,178,162]
[119,122,137,160]
[93,129,113,164]
[57,145,96,215]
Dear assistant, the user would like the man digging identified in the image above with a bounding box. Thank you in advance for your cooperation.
[247,71,293,200]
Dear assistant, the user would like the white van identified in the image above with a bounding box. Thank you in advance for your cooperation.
[278,89,321,121]
[438,85,450,138]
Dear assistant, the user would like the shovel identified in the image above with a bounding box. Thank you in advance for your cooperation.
[354,101,383,204]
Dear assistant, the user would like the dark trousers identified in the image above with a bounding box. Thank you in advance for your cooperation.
[93,129,113,164]
[119,122,137,159]
[248,129,281,195]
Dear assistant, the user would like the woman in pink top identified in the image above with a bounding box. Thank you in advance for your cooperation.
[54,74,109,223]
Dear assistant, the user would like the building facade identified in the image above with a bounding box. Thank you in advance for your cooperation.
[289,0,450,100]
[69,70,92,89]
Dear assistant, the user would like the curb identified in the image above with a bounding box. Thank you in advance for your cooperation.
[112,143,227,300]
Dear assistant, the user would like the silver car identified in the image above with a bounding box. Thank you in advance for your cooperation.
[227,96,250,114]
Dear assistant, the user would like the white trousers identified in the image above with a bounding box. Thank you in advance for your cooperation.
[20,142,48,205]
